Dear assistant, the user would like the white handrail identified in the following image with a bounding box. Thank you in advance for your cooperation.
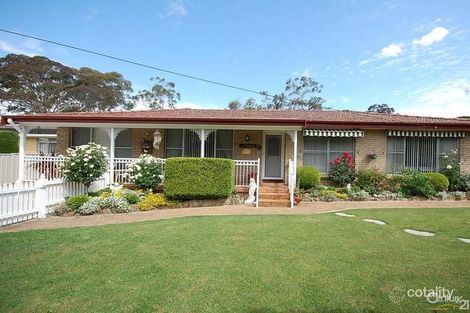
[255,158,260,208]
[288,159,295,208]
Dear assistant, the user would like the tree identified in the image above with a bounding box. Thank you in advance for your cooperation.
[0,54,76,113]
[367,104,395,114]
[281,76,324,110]
[64,67,134,111]
[133,76,180,109]
[227,99,242,110]
[227,76,325,110]
[0,54,134,113]
[243,98,262,110]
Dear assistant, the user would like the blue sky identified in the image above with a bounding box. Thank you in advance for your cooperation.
[1,0,469,116]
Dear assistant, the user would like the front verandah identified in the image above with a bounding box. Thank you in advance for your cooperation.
[16,125,301,207]
[55,126,300,184]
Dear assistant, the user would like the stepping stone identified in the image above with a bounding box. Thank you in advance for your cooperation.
[458,238,470,244]
[335,212,355,217]
[403,228,435,237]
[362,218,386,225]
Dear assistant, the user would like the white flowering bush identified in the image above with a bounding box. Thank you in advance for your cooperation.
[100,196,131,213]
[61,143,108,190]
[440,150,470,191]
[126,154,164,190]
[77,197,101,215]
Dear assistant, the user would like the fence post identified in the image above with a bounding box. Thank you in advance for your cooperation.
[35,174,48,218]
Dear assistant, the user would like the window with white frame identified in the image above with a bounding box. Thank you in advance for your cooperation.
[303,137,355,173]
[165,129,233,158]
[38,139,57,155]
[386,136,459,173]
[71,128,133,158]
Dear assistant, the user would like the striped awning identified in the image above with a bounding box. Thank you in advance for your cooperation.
[387,130,466,137]
[303,129,364,137]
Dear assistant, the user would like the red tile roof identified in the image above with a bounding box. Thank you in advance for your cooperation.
[2,109,470,129]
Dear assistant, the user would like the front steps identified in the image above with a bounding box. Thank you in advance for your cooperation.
[258,182,291,207]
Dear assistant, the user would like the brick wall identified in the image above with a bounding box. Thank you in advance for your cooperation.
[56,127,70,155]
[233,130,263,160]
[131,128,165,158]
[460,134,470,173]
[354,130,387,172]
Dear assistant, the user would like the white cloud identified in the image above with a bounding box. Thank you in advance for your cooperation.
[0,38,43,56]
[166,0,187,17]
[381,44,402,57]
[413,27,449,46]
[399,80,470,117]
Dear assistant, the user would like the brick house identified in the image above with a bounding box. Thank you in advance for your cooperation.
[2,109,469,206]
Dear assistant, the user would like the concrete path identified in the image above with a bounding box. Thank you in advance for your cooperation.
[1,200,469,233]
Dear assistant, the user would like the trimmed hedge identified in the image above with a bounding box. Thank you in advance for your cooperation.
[297,166,321,190]
[426,172,449,192]
[164,157,235,200]
[0,131,19,153]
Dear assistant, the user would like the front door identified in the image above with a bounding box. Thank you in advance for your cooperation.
[263,134,284,179]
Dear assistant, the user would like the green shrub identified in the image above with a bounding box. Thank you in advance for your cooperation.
[426,172,449,192]
[65,195,90,212]
[398,169,435,198]
[355,168,387,194]
[138,193,179,211]
[297,166,321,190]
[385,176,401,193]
[122,189,140,204]
[0,131,18,153]
[77,198,101,215]
[164,158,235,200]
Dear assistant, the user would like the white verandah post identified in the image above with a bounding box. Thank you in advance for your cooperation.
[293,130,298,185]
[200,129,205,158]
[109,127,115,184]
[7,119,26,182]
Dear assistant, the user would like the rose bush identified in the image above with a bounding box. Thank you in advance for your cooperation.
[329,152,355,187]
[126,154,164,190]
[61,143,108,191]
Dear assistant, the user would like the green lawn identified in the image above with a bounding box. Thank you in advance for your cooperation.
[1,208,469,313]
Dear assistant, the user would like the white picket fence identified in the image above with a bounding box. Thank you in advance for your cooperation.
[0,153,19,184]
[0,175,106,227]
[1,155,260,226]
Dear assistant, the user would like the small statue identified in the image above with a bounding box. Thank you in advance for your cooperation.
[153,130,162,150]
[244,178,257,205]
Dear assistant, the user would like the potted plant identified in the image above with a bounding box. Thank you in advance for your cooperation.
[367,151,377,160]
[294,186,302,204]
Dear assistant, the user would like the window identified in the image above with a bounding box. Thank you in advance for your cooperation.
[71,128,133,158]
[165,129,183,157]
[303,137,355,173]
[38,139,57,155]
[115,130,132,158]
[386,137,459,173]
[165,129,233,158]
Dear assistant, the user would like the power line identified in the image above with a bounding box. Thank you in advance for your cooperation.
[0,28,272,98]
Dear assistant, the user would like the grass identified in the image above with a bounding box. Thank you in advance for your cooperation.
[0,208,469,313]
